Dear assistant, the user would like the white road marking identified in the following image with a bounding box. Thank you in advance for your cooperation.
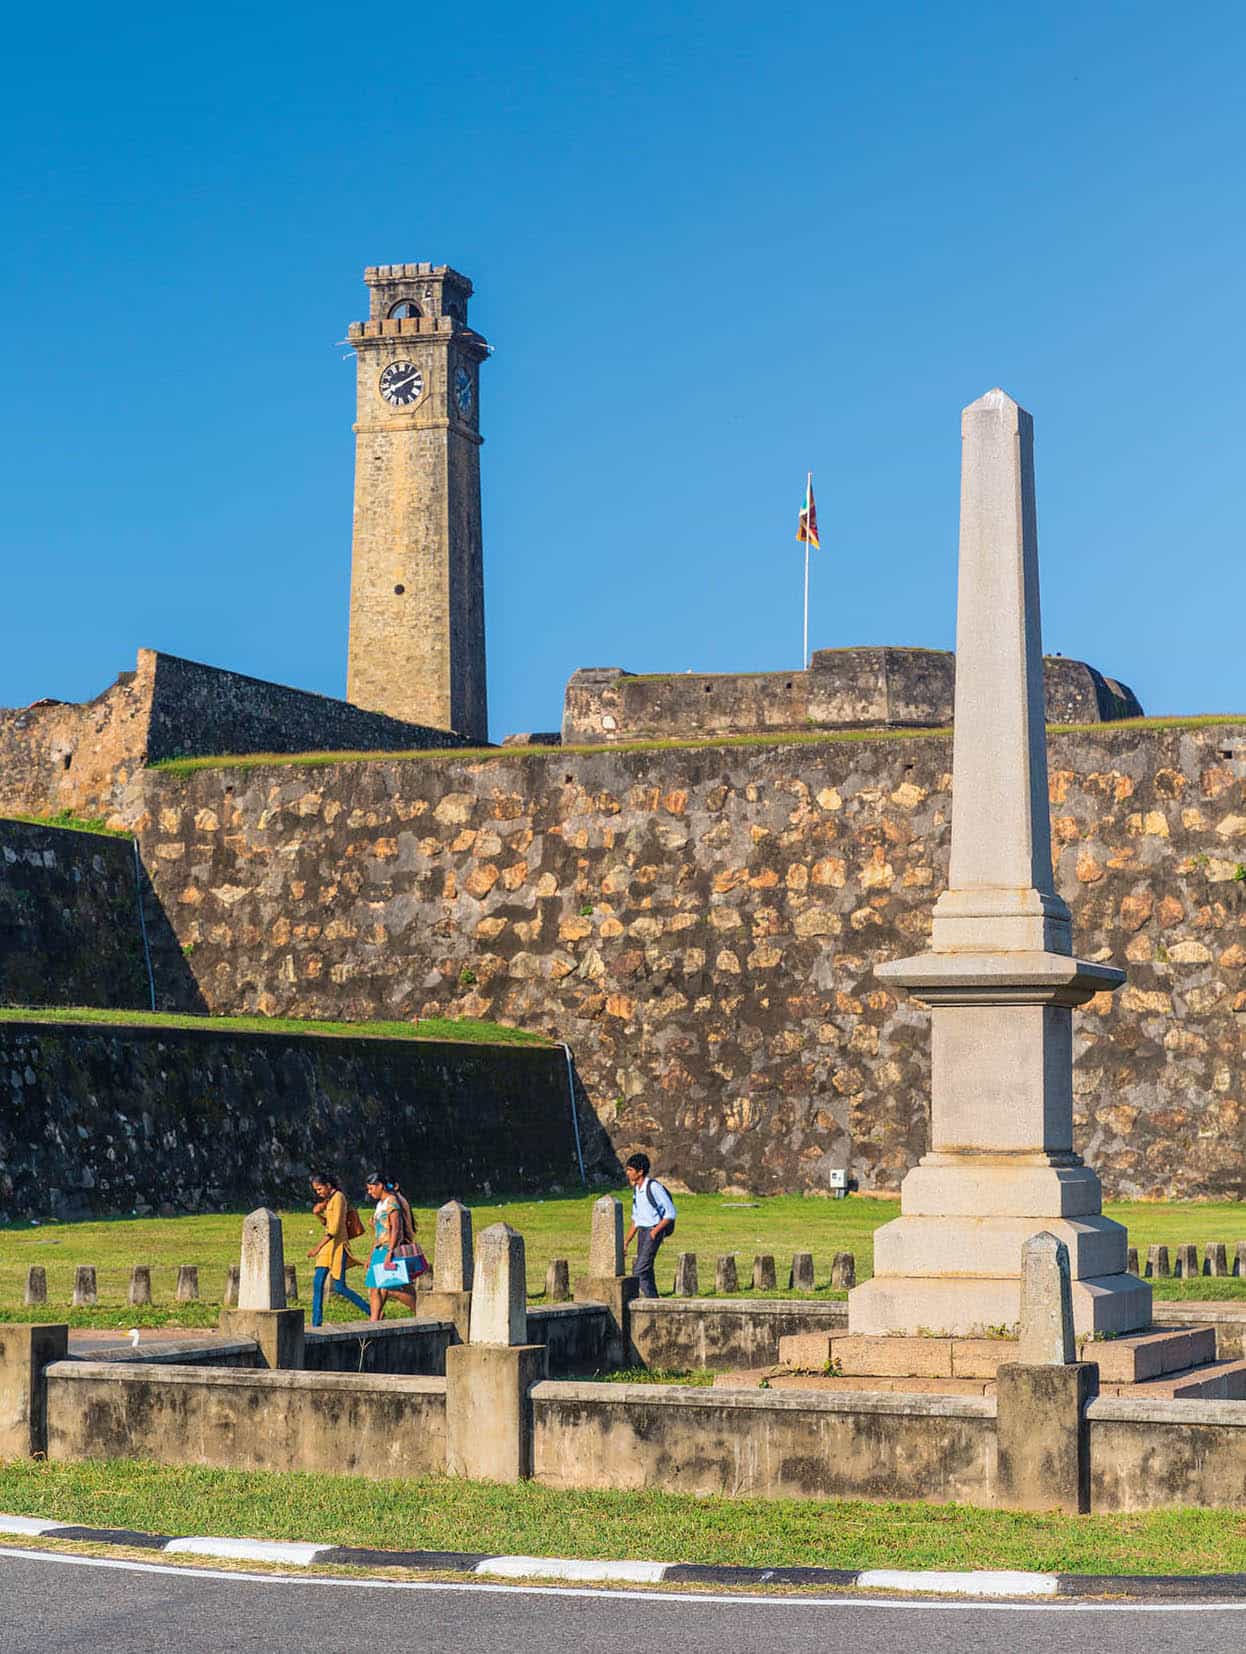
[0,1545,1244,1611]
[476,1556,669,1582]
[856,1569,1059,1597]
[164,1537,328,1565]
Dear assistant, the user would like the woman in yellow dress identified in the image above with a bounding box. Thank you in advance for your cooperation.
[307,1172,370,1327]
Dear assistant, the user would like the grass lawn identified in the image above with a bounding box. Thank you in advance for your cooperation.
[2,1459,1246,1574]
[3,1193,1246,1329]
[0,1006,549,1045]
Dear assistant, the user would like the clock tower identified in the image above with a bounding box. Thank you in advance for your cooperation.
[346,262,489,742]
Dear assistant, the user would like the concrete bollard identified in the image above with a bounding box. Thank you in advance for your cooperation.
[673,1253,698,1296]
[224,1266,240,1308]
[1175,1244,1199,1279]
[715,1255,738,1294]
[1205,1243,1229,1278]
[23,1268,46,1307]
[284,1264,299,1304]
[435,1200,475,1292]
[588,1196,624,1277]
[1146,1244,1170,1279]
[219,1210,303,1369]
[1126,1246,1139,1278]
[997,1234,1097,1515]
[830,1251,856,1290]
[447,1222,547,1482]
[575,1199,637,1368]
[545,1259,571,1302]
[71,1266,97,1308]
[176,1265,199,1302]
[1236,1242,1246,1278]
[1016,1233,1075,1365]
[128,1266,152,1307]
[752,1255,776,1291]
[419,1200,475,1342]
[790,1252,815,1290]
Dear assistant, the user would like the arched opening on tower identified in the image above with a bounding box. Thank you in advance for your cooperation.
[388,300,422,319]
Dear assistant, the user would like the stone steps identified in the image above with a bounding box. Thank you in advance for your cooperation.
[776,1324,1216,1384]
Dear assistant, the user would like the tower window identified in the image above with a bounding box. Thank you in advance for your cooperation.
[388,300,422,319]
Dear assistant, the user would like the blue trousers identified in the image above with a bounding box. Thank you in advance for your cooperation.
[311,1258,370,1326]
[633,1225,669,1299]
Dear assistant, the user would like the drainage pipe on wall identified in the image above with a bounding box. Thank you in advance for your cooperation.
[562,1042,587,1184]
[133,837,157,1012]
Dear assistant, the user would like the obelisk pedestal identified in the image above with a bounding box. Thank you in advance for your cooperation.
[848,389,1150,1339]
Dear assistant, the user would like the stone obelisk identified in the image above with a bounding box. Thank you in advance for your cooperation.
[849,389,1150,1339]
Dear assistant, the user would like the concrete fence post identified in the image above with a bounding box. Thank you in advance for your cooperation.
[418,1200,474,1342]
[23,1268,46,1307]
[673,1253,698,1296]
[996,1235,1097,1514]
[1175,1243,1199,1278]
[219,1209,304,1369]
[574,1196,637,1368]
[224,1266,240,1307]
[0,1324,69,1458]
[752,1255,776,1291]
[284,1264,299,1304]
[830,1252,856,1290]
[790,1252,815,1290]
[128,1266,152,1307]
[1235,1242,1246,1279]
[1126,1246,1139,1277]
[175,1266,199,1302]
[71,1266,97,1308]
[715,1255,738,1294]
[1205,1243,1229,1278]
[545,1259,571,1302]
[1146,1245,1170,1279]
[446,1223,547,1483]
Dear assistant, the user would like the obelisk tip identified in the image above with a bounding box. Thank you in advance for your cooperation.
[964,386,1026,416]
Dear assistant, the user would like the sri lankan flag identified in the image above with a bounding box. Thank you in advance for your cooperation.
[796,474,820,550]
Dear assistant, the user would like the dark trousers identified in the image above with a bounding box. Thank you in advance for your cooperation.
[633,1225,668,1299]
[311,1258,370,1326]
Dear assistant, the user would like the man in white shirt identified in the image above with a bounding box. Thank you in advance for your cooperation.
[623,1152,678,1299]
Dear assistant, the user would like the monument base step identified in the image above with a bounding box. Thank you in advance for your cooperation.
[847,1269,1151,1339]
[777,1324,1216,1384]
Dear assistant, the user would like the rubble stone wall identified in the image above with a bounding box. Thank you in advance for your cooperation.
[131,720,1246,1201]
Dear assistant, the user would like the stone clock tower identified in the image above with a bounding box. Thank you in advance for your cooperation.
[346,262,489,742]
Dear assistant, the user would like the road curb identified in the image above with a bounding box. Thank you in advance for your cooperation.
[4,1513,1246,1598]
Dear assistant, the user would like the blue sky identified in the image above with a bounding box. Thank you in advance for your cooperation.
[2,2,1243,739]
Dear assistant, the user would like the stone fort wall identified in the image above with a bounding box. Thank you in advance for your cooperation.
[128,720,1246,1201]
[562,648,1143,745]
[0,649,466,823]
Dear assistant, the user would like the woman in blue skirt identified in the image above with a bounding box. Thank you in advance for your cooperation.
[364,1171,425,1320]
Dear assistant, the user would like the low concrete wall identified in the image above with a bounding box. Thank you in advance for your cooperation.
[527,1303,611,1375]
[303,1319,454,1376]
[630,1298,847,1371]
[45,1361,446,1477]
[1088,1396,1246,1511]
[531,1381,997,1502]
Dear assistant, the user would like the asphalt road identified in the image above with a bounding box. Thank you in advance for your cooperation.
[0,1549,1240,1654]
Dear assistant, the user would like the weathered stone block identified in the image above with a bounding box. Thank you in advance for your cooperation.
[588,1197,624,1277]
[830,1252,856,1290]
[469,1223,527,1345]
[545,1259,570,1303]
[445,1343,547,1482]
[238,1209,286,1311]
[0,1324,68,1458]
[128,1266,152,1307]
[23,1268,46,1307]
[715,1256,738,1294]
[71,1266,96,1308]
[996,1361,1098,1513]
[435,1200,474,1293]
[673,1253,698,1297]
[753,1255,776,1291]
[790,1252,815,1290]
[218,1307,305,1371]
[175,1265,199,1302]
[1147,1244,1170,1279]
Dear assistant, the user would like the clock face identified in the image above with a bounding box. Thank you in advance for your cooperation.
[379,360,424,407]
[454,365,474,419]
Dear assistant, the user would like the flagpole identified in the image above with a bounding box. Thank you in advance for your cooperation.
[802,471,811,668]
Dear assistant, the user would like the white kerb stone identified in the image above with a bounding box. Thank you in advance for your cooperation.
[588,1195,624,1277]
[435,1199,474,1293]
[1016,1231,1076,1364]
[468,1222,527,1345]
[237,1207,286,1311]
